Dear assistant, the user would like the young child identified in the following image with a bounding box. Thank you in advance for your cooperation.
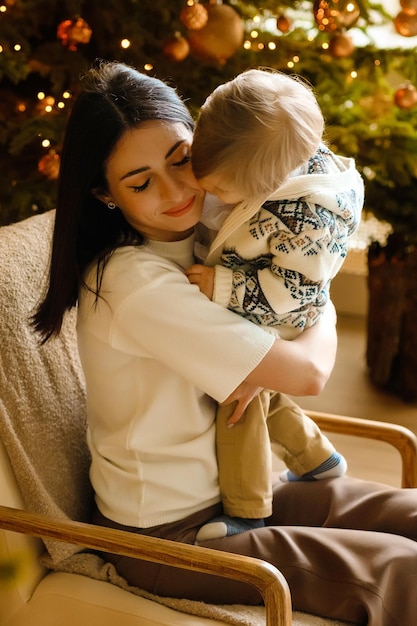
[187,68,364,542]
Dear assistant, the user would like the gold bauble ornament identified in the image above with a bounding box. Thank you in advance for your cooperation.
[163,32,190,62]
[276,14,292,33]
[38,150,60,180]
[328,32,355,57]
[57,17,92,51]
[187,2,244,63]
[394,10,417,36]
[394,83,417,109]
[180,2,208,30]
[313,0,360,32]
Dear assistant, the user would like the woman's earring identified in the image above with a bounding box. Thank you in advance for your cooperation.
[107,201,116,210]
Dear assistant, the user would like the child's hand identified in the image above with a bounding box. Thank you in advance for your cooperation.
[186,264,215,300]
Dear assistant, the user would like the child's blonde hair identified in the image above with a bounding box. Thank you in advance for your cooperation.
[192,68,324,199]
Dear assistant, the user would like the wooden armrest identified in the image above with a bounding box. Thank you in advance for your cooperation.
[0,504,291,626]
[307,410,417,488]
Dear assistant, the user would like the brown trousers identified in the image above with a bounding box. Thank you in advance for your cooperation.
[216,391,336,517]
[93,477,417,626]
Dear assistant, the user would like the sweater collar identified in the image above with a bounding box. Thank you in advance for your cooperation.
[147,232,196,270]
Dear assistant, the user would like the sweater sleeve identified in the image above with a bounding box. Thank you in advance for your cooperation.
[214,194,358,321]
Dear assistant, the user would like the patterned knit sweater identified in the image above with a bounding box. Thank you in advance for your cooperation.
[198,145,364,339]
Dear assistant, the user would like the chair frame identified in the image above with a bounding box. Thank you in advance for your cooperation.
[1,410,417,626]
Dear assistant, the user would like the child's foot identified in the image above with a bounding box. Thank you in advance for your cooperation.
[195,515,265,542]
[280,451,347,483]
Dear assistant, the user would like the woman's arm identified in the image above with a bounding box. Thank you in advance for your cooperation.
[219,302,337,425]
[247,301,337,396]
[101,249,336,406]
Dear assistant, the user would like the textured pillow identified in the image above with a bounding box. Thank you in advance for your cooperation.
[0,211,92,564]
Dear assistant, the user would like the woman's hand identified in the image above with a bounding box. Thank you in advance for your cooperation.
[220,381,264,426]
[186,264,215,300]
[245,301,338,396]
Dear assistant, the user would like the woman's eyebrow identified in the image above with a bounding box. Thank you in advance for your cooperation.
[120,166,147,181]
[120,140,186,182]
[165,140,185,159]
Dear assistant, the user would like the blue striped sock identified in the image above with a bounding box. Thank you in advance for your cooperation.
[281,451,348,482]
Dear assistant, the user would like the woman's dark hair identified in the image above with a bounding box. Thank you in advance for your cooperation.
[32,60,194,342]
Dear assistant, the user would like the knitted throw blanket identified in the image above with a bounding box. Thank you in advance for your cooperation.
[0,211,92,564]
[0,211,348,626]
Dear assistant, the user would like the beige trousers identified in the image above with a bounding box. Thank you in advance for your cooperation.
[216,391,336,518]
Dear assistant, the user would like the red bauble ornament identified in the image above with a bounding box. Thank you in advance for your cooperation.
[180,2,208,30]
[57,17,92,51]
[313,0,360,32]
[394,10,417,36]
[394,83,417,109]
[187,3,244,63]
[163,33,190,62]
[328,32,355,57]
[276,14,292,33]
[38,150,60,180]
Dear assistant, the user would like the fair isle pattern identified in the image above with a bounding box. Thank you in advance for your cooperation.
[220,146,361,333]
[226,258,328,332]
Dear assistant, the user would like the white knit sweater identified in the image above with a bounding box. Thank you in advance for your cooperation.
[199,145,364,339]
[77,236,274,527]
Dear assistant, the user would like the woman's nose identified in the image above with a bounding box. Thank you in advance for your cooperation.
[160,174,184,199]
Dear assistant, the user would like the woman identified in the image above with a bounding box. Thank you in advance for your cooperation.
[33,61,417,626]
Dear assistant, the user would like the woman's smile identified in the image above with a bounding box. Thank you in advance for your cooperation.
[163,197,196,217]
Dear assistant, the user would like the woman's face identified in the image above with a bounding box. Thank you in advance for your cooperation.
[104,121,205,242]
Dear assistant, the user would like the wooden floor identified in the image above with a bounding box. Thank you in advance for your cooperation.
[282,314,417,488]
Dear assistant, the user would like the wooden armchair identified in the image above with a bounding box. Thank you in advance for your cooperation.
[1,411,417,626]
[1,212,417,626]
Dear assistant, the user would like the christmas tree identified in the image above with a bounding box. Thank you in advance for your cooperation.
[1,0,417,238]
[2,0,417,397]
